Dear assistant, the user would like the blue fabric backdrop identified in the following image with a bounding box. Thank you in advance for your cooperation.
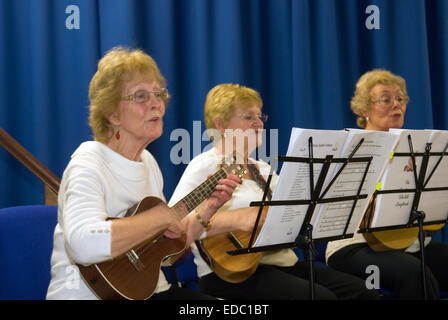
[1,0,447,242]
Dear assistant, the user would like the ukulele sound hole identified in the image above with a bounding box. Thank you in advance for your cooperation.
[227,232,243,249]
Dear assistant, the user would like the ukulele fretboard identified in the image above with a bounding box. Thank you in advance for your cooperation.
[176,168,228,213]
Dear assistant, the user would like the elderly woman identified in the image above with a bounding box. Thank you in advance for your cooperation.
[46,48,239,300]
[169,83,379,300]
[326,69,448,299]
[351,69,408,131]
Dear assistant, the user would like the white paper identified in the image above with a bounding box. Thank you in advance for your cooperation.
[372,129,439,228]
[254,129,347,246]
[311,129,400,238]
[253,128,399,247]
[423,130,448,188]
[418,130,448,223]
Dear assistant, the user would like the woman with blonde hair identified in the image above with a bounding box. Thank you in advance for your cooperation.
[169,83,379,300]
[326,69,448,299]
[46,47,240,300]
[350,69,409,131]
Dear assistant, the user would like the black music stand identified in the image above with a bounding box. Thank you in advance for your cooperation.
[227,137,373,300]
[360,134,448,300]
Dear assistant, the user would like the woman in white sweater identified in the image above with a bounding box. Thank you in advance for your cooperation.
[169,83,379,300]
[46,47,239,300]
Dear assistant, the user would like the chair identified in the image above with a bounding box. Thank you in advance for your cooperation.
[162,250,200,292]
[173,251,201,291]
[0,205,57,300]
[293,241,328,267]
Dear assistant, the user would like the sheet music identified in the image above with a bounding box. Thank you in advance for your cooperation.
[253,128,399,246]
[418,130,448,222]
[254,128,348,247]
[423,130,448,188]
[311,129,400,238]
[372,129,432,228]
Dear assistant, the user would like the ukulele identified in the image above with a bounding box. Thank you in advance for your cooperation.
[196,206,268,283]
[362,196,444,252]
[78,157,245,300]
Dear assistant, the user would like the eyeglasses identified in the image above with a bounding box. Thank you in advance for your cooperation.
[371,94,409,106]
[122,88,169,104]
[237,113,269,123]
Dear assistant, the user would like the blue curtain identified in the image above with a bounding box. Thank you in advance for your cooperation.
[1,0,447,239]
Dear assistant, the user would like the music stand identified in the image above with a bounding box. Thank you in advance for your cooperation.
[227,137,373,300]
[360,134,448,300]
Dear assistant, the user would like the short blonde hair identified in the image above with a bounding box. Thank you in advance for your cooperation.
[204,83,263,132]
[351,69,409,128]
[88,47,169,142]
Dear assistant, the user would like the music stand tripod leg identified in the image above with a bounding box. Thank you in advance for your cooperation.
[295,223,316,300]
[409,210,427,300]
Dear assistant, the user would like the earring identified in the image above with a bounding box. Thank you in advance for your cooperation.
[366,116,369,122]
[115,130,120,140]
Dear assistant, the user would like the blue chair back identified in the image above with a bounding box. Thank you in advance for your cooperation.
[432,224,448,244]
[173,251,200,291]
[293,241,328,266]
[314,241,328,263]
[162,250,200,291]
[0,205,57,299]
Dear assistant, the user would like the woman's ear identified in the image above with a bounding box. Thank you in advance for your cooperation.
[361,107,370,118]
[108,112,120,126]
[213,118,225,135]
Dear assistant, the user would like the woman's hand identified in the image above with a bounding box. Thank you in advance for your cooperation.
[163,205,188,239]
[204,174,242,211]
[179,174,241,246]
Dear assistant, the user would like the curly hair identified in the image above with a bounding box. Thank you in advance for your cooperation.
[204,83,263,134]
[351,69,409,128]
[88,47,169,142]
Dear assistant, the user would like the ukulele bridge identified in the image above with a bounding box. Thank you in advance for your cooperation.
[126,249,144,272]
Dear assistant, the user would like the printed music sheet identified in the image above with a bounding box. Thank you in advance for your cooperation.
[418,130,448,222]
[372,129,434,228]
[310,129,400,238]
[253,128,399,247]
